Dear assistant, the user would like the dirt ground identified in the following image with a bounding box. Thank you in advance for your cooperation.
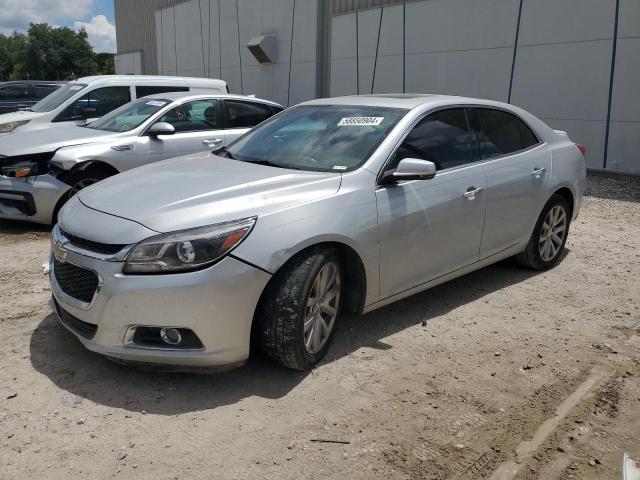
[0,174,639,480]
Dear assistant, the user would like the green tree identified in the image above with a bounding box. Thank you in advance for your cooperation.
[0,23,113,81]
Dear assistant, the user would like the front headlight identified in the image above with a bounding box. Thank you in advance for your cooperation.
[0,120,30,133]
[123,217,256,274]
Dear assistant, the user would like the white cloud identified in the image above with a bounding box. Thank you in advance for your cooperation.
[74,15,117,53]
[0,0,93,34]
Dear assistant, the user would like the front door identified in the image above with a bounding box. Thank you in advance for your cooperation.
[130,99,226,169]
[376,108,487,298]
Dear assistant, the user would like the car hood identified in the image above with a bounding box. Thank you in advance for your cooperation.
[0,110,44,125]
[77,153,342,233]
[0,125,117,156]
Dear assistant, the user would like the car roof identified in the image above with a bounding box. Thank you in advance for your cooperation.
[141,91,283,107]
[74,75,227,86]
[300,93,507,110]
[1,80,67,85]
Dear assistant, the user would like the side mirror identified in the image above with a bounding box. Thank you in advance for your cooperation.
[147,122,176,137]
[380,158,437,184]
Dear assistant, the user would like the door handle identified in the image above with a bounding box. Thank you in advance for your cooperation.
[532,167,546,178]
[463,187,484,200]
[202,138,223,145]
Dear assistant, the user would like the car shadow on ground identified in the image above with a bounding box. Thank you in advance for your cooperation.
[29,256,554,415]
[0,219,52,237]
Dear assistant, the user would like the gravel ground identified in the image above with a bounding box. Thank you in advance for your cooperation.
[0,173,639,480]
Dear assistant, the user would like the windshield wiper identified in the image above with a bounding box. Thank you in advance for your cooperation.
[212,145,235,159]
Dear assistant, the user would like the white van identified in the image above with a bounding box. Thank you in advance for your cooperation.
[0,75,228,135]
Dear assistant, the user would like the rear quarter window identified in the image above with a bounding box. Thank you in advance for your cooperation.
[136,85,189,98]
[475,108,539,159]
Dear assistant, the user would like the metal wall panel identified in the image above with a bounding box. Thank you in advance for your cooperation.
[116,0,639,173]
[115,0,192,74]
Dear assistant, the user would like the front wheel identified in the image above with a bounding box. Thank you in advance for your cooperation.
[52,166,113,223]
[256,247,344,370]
[515,194,571,270]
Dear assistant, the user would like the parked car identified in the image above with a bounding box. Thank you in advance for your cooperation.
[0,75,228,135]
[0,81,67,114]
[0,92,282,224]
[50,94,586,371]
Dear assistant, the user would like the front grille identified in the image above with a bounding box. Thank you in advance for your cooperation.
[53,258,99,304]
[54,299,97,339]
[61,229,126,255]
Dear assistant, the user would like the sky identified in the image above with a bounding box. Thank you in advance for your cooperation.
[0,0,117,53]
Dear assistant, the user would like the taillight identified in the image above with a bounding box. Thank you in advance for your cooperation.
[576,144,586,157]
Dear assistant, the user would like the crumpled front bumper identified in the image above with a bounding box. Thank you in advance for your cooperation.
[0,174,69,224]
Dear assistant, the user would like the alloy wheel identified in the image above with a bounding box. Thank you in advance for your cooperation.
[303,261,341,355]
[539,205,567,261]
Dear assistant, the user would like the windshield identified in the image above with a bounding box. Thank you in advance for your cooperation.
[30,83,87,112]
[87,97,171,132]
[225,105,406,172]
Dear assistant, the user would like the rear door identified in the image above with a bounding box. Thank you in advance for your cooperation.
[472,107,551,258]
[376,108,487,298]
[222,99,277,142]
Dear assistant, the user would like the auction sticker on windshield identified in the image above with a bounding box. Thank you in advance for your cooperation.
[146,100,167,107]
[338,117,384,126]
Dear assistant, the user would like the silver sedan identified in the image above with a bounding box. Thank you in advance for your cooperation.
[50,94,586,371]
[0,92,282,224]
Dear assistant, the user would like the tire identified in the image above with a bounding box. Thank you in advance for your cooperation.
[514,194,571,270]
[52,166,113,223]
[256,247,344,370]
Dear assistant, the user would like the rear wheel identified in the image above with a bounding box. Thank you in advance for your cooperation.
[515,194,570,270]
[256,247,343,370]
[52,166,114,223]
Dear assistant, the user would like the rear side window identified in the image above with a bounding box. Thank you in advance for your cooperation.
[393,108,475,171]
[136,85,189,98]
[55,86,131,122]
[33,84,60,99]
[225,100,273,128]
[475,108,539,159]
[0,84,31,100]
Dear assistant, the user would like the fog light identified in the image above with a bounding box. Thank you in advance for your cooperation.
[160,327,182,345]
[125,326,204,350]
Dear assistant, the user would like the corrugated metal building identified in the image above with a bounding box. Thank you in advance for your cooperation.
[114,0,640,174]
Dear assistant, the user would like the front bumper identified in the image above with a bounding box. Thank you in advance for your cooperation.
[0,174,70,224]
[49,246,272,368]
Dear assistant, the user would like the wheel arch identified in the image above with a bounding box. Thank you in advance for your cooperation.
[268,241,367,315]
[552,186,575,219]
[65,160,120,179]
[52,160,120,223]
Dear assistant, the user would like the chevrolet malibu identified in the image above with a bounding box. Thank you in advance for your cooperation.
[50,94,586,371]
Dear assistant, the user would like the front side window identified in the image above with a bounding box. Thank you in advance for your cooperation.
[156,99,220,132]
[88,98,171,132]
[225,100,273,128]
[475,108,539,159]
[392,108,475,171]
[30,83,87,112]
[225,105,406,172]
[55,86,131,122]
[0,84,31,101]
